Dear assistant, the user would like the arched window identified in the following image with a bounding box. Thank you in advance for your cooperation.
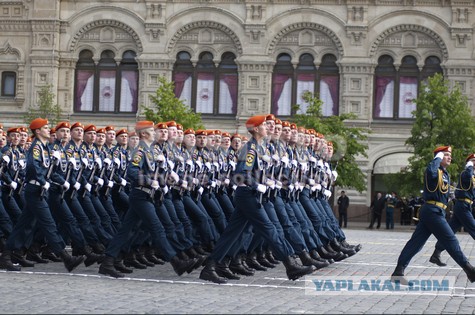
[1,71,16,97]
[374,54,442,119]
[272,53,339,117]
[74,49,138,113]
[173,51,238,115]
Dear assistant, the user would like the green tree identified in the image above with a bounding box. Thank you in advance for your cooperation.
[142,76,204,129]
[402,73,475,195]
[23,84,63,127]
[293,91,369,192]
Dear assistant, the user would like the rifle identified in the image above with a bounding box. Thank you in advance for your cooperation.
[71,159,85,200]
[8,167,20,197]
[150,160,161,200]
[104,160,118,198]
[41,156,57,198]
[82,161,98,198]
[60,161,74,200]
[93,161,107,196]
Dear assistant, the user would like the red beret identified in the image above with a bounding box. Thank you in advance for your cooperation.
[222,132,230,138]
[19,126,28,133]
[266,114,276,121]
[184,128,195,135]
[282,121,291,128]
[27,136,32,142]
[177,123,183,131]
[206,130,216,136]
[327,141,333,147]
[105,125,115,132]
[50,127,56,134]
[0,123,3,129]
[246,115,267,129]
[29,118,48,131]
[466,153,475,162]
[166,121,177,128]
[231,133,241,141]
[214,130,222,136]
[128,131,138,137]
[155,122,168,130]
[55,121,71,130]
[84,125,96,133]
[116,128,128,136]
[96,128,106,134]
[242,136,249,141]
[7,127,19,134]
[195,129,208,136]
[275,118,282,125]
[433,146,451,154]
[71,122,84,130]
[290,123,297,130]
[297,127,306,134]
[135,121,154,131]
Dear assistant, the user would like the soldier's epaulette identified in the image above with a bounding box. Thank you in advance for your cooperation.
[250,142,256,150]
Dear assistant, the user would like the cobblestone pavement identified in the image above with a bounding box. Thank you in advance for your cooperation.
[1,227,474,314]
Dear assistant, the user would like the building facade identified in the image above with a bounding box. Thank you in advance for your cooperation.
[0,0,473,219]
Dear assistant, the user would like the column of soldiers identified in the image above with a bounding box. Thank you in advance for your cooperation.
[0,114,361,283]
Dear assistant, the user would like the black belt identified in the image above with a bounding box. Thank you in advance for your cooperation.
[135,186,153,194]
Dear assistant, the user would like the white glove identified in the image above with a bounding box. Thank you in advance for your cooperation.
[167,159,175,170]
[211,181,216,188]
[163,185,169,194]
[94,158,102,169]
[181,180,188,189]
[261,155,271,163]
[291,160,298,168]
[466,161,474,168]
[275,180,282,190]
[2,155,10,164]
[103,158,112,167]
[205,162,212,171]
[289,184,295,191]
[316,183,322,191]
[309,156,317,164]
[295,183,301,191]
[74,182,81,191]
[186,159,193,168]
[107,181,114,188]
[18,160,26,168]
[193,178,199,185]
[216,180,221,187]
[265,179,275,189]
[43,181,50,191]
[326,168,332,176]
[170,171,179,182]
[9,181,18,190]
[68,158,77,169]
[213,162,219,169]
[97,178,104,187]
[232,184,237,191]
[308,179,315,186]
[195,160,203,171]
[300,162,308,172]
[198,187,204,195]
[151,180,159,190]
[332,170,338,180]
[272,154,280,162]
[229,160,236,171]
[311,185,319,192]
[62,181,70,191]
[224,178,230,186]
[324,190,332,198]
[85,183,92,192]
[435,152,445,160]
[52,150,61,161]
[281,156,289,167]
[317,159,324,168]
[113,158,121,167]
[120,178,127,187]
[157,154,165,162]
[176,156,184,163]
[81,157,89,167]
[257,184,267,194]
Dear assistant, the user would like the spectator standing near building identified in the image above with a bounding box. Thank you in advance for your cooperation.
[337,190,349,228]
[368,192,385,229]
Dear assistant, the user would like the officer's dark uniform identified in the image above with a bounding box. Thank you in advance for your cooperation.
[392,146,475,282]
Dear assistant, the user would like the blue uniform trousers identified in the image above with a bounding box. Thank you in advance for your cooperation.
[300,189,332,243]
[0,190,13,238]
[6,183,65,254]
[210,186,292,263]
[182,192,215,244]
[435,200,475,251]
[65,191,101,245]
[99,194,122,231]
[286,198,321,249]
[163,192,194,249]
[201,190,227,233]
[397,204,468,268]
[1,189,22,225]
[105,189,177,260]
[77,191,113,244]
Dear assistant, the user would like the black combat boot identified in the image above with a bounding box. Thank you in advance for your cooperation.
[170,255,198,276]
[124,251,147,269]
[185,247,207,271]
[194,245,208,256]
[330,239,356,257]
[26,243,49,264]
[99,256,125,278]
[391,264,410,285]
[299,251,330,269]
[310,249,333,264]
[462,262,475,283]
[341,240,362,252]
[83,245,104,267]
[429,249,447,267]
[114,257,133,274]
[90,242,106,254]
[283,256,315,281]
[265,250,280,265]
[324,243,348,261]
[215,256,240,280]
[0,237,6,253]
[229,255,254,276]
[246,252,267,271]
[318,246,346,261]
[257,251,276,268]
[199,259,227,284]
[136,247,155,267]
[0,250,21,271]
[42,246,62,262]
[11,250,35,267]
[144,247,165,265]
[58,250,85,272]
